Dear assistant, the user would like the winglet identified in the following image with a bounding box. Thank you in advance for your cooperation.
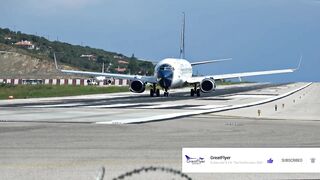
[53,52,59,70]
[296,55,302,70]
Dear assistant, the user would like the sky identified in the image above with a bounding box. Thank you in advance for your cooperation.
[1,0,319,82]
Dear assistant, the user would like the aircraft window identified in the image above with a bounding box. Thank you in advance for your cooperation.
[159,65,173,71]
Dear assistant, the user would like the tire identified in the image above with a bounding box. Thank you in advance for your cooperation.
[150,89,154,97]
[156,89,160,97]
[164,92,168,97]
[196,89,201,97]
[190,89,195,97]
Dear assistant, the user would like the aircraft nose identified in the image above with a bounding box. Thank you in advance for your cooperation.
[158,70,173,89]
[159,70,172,79]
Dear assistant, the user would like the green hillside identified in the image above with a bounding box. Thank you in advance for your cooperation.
[0,27,154,75]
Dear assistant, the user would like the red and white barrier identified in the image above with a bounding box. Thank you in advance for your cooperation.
[0,78,129,86]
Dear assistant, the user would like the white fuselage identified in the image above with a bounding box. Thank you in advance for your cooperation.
[95,76,106,82]
[154,58,193,89]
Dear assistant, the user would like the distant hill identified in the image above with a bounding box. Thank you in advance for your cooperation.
[0,44,76,79]
[0,27,154,78]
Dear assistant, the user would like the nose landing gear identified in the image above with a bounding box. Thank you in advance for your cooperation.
[164,88,169,97]
[149,84,170,97]
[150,84,160,97]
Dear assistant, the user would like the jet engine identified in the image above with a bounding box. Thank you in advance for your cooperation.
[87,79,98,85]
[130,80,145,93]
[200,78,216,93]
[105,78,113,84]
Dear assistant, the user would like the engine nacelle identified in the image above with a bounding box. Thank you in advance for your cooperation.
[87,79,98,85]
[130,80,145,93]
[105,78,113,84]
[200,78,216,93]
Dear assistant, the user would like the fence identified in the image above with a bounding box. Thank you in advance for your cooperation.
[0,78,129,86]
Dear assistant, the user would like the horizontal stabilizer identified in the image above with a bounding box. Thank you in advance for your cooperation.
[191,58,232,66]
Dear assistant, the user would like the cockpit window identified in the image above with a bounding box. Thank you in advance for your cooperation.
[159,64,174,71]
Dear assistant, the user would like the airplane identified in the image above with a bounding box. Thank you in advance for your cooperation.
[54,53,113,85]
[87,62,113,85]
[54,13,301,97]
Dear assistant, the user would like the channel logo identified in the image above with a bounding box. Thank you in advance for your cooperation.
[185,155,205,165]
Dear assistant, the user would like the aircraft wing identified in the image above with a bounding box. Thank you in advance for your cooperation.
[213,68,295,80]
[60,69,157,83]
[187,68,296,84]
[54,53,157,83]
[187,56,302,84]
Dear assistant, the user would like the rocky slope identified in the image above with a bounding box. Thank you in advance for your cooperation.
[0,45,82,79]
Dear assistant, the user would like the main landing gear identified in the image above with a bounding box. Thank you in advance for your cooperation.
[164,88,169,97]
[150,84,160,97]
[190,84,201,97]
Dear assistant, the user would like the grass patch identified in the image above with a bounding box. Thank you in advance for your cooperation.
[0,84,129,99]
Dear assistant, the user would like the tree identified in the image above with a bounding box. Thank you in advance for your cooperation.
[2,28,11,34]
[128,59,138,74]
[131,53,136,60]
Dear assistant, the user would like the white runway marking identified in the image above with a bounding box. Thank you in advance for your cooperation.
[187,104,229,109]
[96,83,312,124]
[227,94,277,99]
[25,103,84,108]
[86,103,140,108]
[134,104,184,109]
[262,89,277,92]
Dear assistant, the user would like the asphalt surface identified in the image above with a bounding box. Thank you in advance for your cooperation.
[0,83,319,180]
[0,83,307,124]
[0,83,277,108]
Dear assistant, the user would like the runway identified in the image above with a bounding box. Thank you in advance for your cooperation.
[0,82,315,124]
[0,82,320,179]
